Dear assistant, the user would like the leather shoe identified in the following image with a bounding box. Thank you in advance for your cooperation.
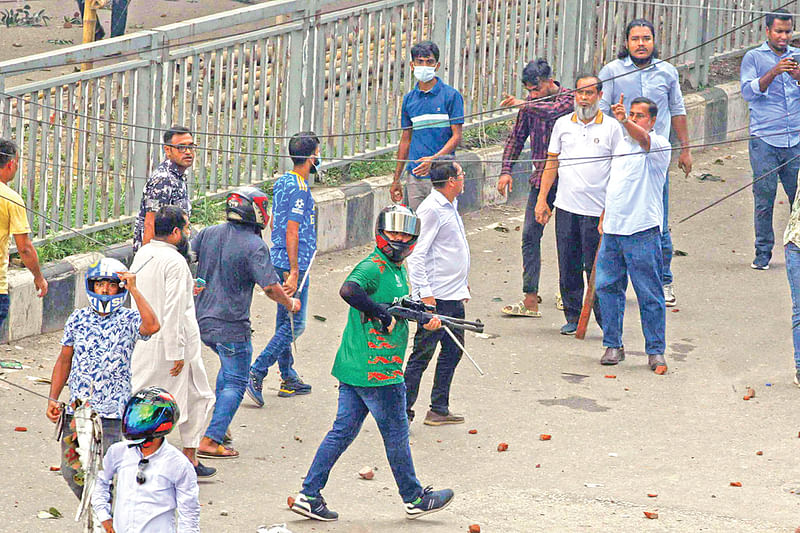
[648,354,668,375]
[600,347,625,365]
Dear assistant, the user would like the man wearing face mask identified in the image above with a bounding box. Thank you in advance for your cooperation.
[247,132,318,405]
[535,75,623,335]
[391,41,464,210]
[130,206,217,478]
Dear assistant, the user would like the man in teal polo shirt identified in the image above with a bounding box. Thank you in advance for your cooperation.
[290,205,454,522]
[390,41,465,209]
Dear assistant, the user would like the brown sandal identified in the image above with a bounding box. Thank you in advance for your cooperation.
[197,444,239,459]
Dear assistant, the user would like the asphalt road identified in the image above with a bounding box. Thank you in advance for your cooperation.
[2,144,800,532]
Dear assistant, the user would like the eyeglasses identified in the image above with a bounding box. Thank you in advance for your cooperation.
[167,143,197,153]
[136,458,149,485]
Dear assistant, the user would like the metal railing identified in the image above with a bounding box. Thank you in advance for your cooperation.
[0,0,788,245]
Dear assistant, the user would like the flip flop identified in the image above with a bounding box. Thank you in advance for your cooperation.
[501,301,542,318]
[197,444,239,459]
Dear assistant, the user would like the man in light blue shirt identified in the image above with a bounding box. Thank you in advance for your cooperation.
[740,8,800,270]
[599,18,692,308]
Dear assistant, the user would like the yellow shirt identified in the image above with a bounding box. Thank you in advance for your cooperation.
[0,182,31,294]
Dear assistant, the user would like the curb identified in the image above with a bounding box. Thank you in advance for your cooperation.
[4,81,748,343]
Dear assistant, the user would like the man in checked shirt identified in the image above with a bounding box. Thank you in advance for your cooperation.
[497,59,574,318]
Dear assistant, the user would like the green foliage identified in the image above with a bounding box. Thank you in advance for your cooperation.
[29,224,133,265]
[1,5,51,27]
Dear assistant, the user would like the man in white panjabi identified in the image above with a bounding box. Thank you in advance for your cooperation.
[130,205,217,478]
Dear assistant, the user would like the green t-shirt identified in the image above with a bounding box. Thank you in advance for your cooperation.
[332,248,410,387]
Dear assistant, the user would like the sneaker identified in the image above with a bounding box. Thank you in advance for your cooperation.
[194,461,217,479]
[751,258,770,270]
[423,409,464,426]
[291,493,338,521]
[278,378,312,398]
[794,371,800,388]
[246,371,265,407]
[405,486,454,519]
[560,321,578,335]
[555,294,564,310]
[663,284,676,307]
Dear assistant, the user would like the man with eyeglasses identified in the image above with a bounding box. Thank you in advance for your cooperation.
[133,125,196,252]
[497,58,573,318]
[405,156,471,426]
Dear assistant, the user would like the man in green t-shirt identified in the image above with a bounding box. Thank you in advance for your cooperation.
[290,205,455,522]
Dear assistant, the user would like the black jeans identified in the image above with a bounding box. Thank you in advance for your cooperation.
[555,208,602,325]
[76,0,130,40]
[404,299,465,419]
[522,185,556,294]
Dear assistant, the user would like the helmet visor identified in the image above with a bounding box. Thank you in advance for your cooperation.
[380,210,420,237]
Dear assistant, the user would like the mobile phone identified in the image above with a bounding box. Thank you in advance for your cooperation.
[195,277,206,288]
[792,53,800,64]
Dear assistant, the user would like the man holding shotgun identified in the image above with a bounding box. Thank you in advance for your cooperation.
[595,95,670,374]
[535,75,622,336]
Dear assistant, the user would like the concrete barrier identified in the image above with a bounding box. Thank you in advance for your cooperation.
[2,80,749,342]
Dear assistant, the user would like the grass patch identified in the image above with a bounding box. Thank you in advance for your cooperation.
[320,152,396,187]
[25,224,133,265]
[461,120,513,150]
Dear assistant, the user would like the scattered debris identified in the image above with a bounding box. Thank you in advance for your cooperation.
[473,332,499,339]
[697,172,724,181]
[36,507,62,519]
[608,452,618,457]
[584,483,603,488]
[358,466,375,480]
[489,222,510,233]
[468,525,481,533]
[14,426,27,432]
[672,309,680,313]
[497,442,509,452]
[756,451,763,456]
[730,481,742,487]
[0,360,22,369]
[712,158,724,165]
[647,493,658,498]
[468,429,478,435]
[26,376,50,384]
[220,510,229,516]
[293,435,302,443]
[287,496,295,508]
[604,375,616,379]
[539,434,551,441]
[257,524,294,533]
[746,387,756,399]
[491,297,503,302]
[673,249,689,256]
[535,464,541,468]
[643,511,659,519]
[49,466,60,472]
[312,315,327,322]
[514,226,520,231]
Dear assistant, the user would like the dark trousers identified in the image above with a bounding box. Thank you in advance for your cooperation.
[76,0,130,40]
[555,208,602,325]
[404,299,465,419]
[522,185,556,294]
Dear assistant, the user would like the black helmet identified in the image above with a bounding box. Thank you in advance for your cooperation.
[375,205,420,262]
[122,387,180,445]
[226,187,270,229]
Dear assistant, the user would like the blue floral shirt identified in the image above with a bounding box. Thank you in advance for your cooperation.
[270,171,316,271]
[61,307,148,419]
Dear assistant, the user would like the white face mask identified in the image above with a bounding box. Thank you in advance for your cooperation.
[413,65,436,83]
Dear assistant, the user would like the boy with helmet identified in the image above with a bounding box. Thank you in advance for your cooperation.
[193,186,300,460]
[92,387,200,533]
[291,205,454,522]
[45,258,161,499]
[247,131,319,405]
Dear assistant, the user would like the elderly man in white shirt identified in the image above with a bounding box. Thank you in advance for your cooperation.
[405,156,471,426]
[535,75,623,335]
[596,95,671,375]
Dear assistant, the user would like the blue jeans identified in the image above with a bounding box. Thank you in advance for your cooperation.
[204,340,252,443]
[785,243,800,371]
[250,267,308,382]
[596,228,666,355]
[302,382,423,503]
[0,294,9,332]
[749,137,800,263]
[661,176,674,285]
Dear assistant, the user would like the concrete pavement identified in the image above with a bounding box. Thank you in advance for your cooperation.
[2,144,800,532]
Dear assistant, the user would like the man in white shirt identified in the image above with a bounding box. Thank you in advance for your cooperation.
[405,156,471,426]
[596,96,671,374]
[535,75,623,335]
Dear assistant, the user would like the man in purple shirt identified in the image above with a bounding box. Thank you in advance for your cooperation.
[497,59,573,317]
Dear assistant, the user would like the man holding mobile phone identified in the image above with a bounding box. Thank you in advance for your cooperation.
[741,8,800,270]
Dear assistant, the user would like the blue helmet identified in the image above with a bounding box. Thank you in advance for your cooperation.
[123,387,180,445]
[86,258,128,314]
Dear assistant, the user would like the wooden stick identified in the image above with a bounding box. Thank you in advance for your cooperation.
[575,236,602,340]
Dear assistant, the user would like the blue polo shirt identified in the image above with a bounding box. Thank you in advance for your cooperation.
[401,77,465,177]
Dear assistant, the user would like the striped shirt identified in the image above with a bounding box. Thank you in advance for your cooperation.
[400,77,465,178]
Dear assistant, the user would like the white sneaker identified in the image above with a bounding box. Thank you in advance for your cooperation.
[794,372,800,388]
[663,284,676,307]
[555,294,564,310]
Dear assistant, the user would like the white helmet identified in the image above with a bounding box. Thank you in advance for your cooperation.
[85,258,128,314]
